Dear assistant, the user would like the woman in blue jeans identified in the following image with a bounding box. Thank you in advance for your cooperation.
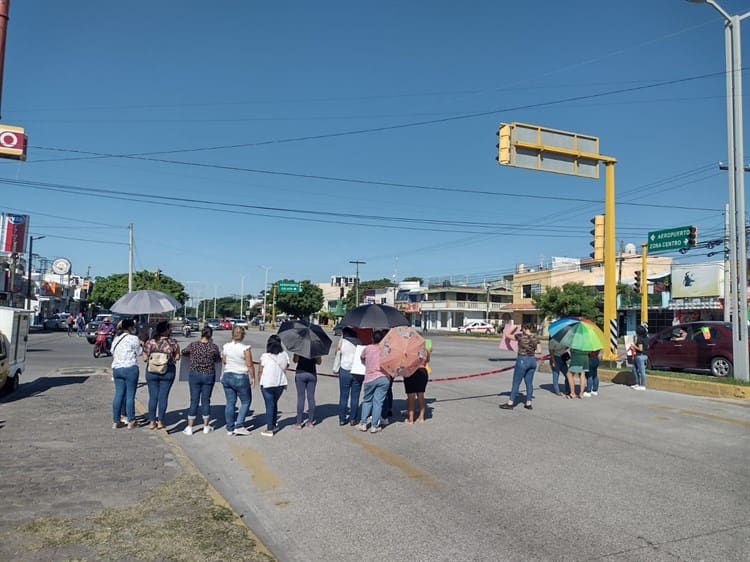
[258,335,289,437]
[500,323,540,410]
[631,323,649,390]
[111,318,142,429]
[336,327,363,426]
[181,326,221,435]
[142,321,180,430]
[221,326,256,436]
[293,353,322,428]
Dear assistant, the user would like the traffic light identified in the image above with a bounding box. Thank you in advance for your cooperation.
[496,123,511,165]
[688,225,698,247]
[634,270,641,292]
[589,215,605,262]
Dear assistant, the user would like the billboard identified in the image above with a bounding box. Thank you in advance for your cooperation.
[1,213,29,254]
[671,263,722,298]
[0,124,27,160]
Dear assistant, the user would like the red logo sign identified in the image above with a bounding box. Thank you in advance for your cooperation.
[2,214,28,253]
[0,124,27,160]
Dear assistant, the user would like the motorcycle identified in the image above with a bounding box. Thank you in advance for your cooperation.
[182,323,191,338]
[93,332,112,358]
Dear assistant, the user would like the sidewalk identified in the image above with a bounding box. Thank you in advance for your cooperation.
[0,369,273,562]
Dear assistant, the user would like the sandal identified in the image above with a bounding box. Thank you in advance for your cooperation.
[564,394,574,399]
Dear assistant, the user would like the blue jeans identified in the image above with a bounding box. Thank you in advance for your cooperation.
[222,372,251,432]
[113,365,139,422]
[359,376,390,427]
[338,368,363,424]
[550,355,568,394]
[510,355,537,404]
[261,385,285,430]
[146,367,176,423]
[632,355,647,387]
[295,372,317,424]
[586,355,600,393]
[188,372,215,419]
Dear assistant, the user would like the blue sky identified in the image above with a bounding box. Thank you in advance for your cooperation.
[1,0,747,300]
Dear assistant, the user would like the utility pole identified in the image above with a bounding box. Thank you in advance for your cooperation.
[258,265,271,324]
[0,0,11,118]
[240,276,245,319]
[128,223,133,292]
[213,285,217,319]
[349,259,366,306]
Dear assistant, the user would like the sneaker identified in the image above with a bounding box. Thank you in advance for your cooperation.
[381,418,390,426]
[630,385,639,389]
[182,426,193,436]
[260,430,274,437]
[370,426,383,433]
[226,431,234,436]
[591,391,598,396]
[233,427,251,436]
[203,425,214,434]
[637,386,646,391]
[356,423,368,432]
[582,392,591,398]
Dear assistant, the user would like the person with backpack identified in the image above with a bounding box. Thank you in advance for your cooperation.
[142,321,180,430]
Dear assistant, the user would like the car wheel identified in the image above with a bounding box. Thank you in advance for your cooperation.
[710,356,732,377]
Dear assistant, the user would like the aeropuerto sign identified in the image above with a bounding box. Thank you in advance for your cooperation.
[647,226,691,253]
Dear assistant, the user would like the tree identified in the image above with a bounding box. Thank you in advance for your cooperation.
[88,270,186,309]
[275,280,324,319]
[344,278,394,309]
[532,282,603,325]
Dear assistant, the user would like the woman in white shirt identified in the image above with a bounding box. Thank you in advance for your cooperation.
[221,326,256,436]
[111,318,142,429]
[336,327,363,426]
[257,334,289,437]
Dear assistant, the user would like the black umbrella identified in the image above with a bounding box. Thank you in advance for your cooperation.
[340,304,408,330]
[277,320,333,359]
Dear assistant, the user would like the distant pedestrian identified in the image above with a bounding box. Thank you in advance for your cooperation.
[66,313,75,336]
[221,326,255,436]
[76,312,86,337]
[404,345,430,424]
[292,352,322,429]
[567,349,589,399]
[499,323,540,410]
[142,321,180,430]
[630,323,649,390]
[258,335,289,436]
[584,349,601,397]
[548,337,569,396]
[357,330,391,432]
[336,327,363,426]
[181,326,221,436]
[111,318,141,430]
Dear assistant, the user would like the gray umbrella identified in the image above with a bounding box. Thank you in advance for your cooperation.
[110,290,181,315]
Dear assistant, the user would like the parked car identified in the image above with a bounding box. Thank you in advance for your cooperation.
[458,320,495,334]
[85,313,123,344]
[43,313,70,331]
[232,317,249,329]
[205,318,221,330]
[219,319,233,331]
[646,321,739,377]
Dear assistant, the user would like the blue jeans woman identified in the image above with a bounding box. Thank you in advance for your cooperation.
[338,368,363,425]
[146,367,176,427]
[113,364,139,425]
[223,372,251,435]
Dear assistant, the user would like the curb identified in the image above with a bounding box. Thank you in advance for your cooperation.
[597,368,750,400]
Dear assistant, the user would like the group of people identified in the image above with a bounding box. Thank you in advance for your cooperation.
[110,320,431,437]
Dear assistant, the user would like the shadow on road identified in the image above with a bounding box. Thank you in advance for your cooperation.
[0,375,90,404]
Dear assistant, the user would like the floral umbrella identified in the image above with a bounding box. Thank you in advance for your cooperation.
[548,317,606,352]
[379,326,428,378]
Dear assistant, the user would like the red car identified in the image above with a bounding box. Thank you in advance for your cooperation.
[646,321,740,377]
[219,319,233,330]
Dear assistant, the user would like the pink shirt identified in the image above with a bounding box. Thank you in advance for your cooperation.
[361,344,388,384]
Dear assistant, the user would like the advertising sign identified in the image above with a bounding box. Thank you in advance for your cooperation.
[0,124,28,160]
[671,263,722,298]
[1,213,29,254]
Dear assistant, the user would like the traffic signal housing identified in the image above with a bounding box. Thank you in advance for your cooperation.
[634,270,641,292]
[496,123,511,165]
[589,215,605,262]
[688,225,698,247]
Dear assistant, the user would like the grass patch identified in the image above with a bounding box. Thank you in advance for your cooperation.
[11,475,274,562]
[644,368,750,386]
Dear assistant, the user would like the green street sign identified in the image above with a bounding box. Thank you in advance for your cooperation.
[647,226,692,253]
[277,282,301,293]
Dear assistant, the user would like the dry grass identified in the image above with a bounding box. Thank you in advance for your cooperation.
[10,475,274,562]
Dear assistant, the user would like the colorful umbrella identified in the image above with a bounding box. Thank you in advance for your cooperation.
[379,326,428,378]
[548,317,606,352]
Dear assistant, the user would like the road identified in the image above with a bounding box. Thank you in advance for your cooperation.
[19,328,750,561]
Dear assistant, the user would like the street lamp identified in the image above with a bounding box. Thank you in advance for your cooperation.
[687,0,749,381]
[26,235,45,305]
[240,275,246,319]
[258,265,271,325]
[349,260,366,306]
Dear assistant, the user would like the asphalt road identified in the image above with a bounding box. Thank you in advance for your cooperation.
[21,328,750,561]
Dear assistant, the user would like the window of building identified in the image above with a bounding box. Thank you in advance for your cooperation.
[522,283,542,298]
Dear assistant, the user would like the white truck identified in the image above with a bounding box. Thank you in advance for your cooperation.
[0,306,30,395]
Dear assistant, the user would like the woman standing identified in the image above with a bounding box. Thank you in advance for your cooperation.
[181,326,222,435]
[631,323,649,390]
[499,323,540,410]
[584,349,601,397]
[111,318,142,429]
[221,326,256,436]
[142,321,180,430]
[336,327,362,426]
[567,349,589,399]
[293,353,322,429]
[357,330,391,433]
[404,347,430,424]
[258,334,289,437]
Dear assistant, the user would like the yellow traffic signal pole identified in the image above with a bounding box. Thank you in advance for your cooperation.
[640,243,648,325]
[602,160,618,361]
[271,283,277,326]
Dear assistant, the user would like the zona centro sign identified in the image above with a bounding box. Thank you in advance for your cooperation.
[277,282,301,293]
[647,226,692,253]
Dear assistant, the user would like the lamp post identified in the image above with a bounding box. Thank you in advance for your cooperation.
[349,259,366,306]
[258,265,271,325]
[688,0,749,381]
[26,235,45,307]
[240,275,246,319]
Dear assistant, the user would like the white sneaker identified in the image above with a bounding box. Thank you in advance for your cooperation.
[370,426,383,433]
[630,385,639,389]
[582,392,591,398]
[356,423,368,432]
[203,425,214,434]
[182,426,193,436]
[637,386,646,391]
[591,391,598,396]
[233,427,251,436]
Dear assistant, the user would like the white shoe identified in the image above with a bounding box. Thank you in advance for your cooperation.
[637,386,646,391]
[591,391,598,396]
[182,426,193,436]
[370,426,383,433]
[203,425,214,434]
[630,385,639,389]
[356,423,368,432]
[233,427,251,436]
[582,392,591,398]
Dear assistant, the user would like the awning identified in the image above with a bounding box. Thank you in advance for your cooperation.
[669,297,723,310]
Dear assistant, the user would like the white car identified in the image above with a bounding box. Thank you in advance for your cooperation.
[458,321,495,334]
